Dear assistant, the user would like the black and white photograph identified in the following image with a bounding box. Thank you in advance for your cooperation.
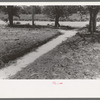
[0,1,100,98]
[0,4,100,79]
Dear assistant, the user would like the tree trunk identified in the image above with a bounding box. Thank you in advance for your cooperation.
[7,6,13,26]
[55,6,60,28]
[89,12,98,32]
[9,13,13,26]
[93,12,97,32]
[89,11,91,32]
[88,10,94,41]
[32,6,35,27]
[88,6,99,42]
[89,7,99,32]
[55,14,60,27]
[89,10,94,34]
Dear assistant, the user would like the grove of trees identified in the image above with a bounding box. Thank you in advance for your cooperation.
[0,5,100,34]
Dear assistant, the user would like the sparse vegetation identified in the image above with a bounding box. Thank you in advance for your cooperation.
[10,27,100,79]
[0,25,61,68]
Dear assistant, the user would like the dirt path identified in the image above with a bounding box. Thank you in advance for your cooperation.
[0,29,77,79]
[0,19,7,25]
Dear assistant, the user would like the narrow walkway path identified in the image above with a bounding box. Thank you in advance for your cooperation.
[0,29,77,79]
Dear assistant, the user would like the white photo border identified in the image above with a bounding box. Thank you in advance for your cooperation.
[0,2,100,98]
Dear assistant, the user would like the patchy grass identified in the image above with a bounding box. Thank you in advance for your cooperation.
[0,25,61,68]
[0,13,89,22]
[11,27,100,79]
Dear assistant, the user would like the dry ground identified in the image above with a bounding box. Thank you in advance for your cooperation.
[0,25,61,68]
[11,27,100,79]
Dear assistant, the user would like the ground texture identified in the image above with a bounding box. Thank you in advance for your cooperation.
[11,27,100,79]
[0,25,60,68]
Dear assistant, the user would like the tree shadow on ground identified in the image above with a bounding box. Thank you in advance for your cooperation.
[77,27,100,44]
[58,25,77,30]
[7,24,77,30]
